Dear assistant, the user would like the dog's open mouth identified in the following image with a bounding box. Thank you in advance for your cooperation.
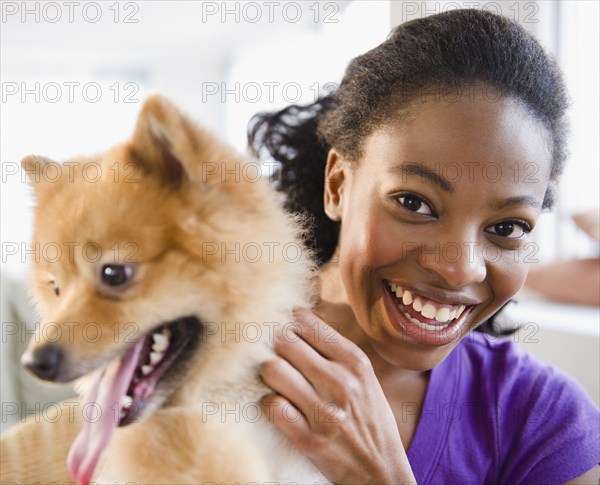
[67,316,201,485]
[119,316,200,426]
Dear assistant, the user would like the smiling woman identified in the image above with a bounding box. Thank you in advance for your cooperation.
[326,93,552,363]
[250,8,600,485]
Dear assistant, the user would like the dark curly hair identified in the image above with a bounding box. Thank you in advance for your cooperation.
[248,9,569,336]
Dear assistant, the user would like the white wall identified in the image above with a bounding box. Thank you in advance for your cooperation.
[1,0,363,279]
[224,0,390,152]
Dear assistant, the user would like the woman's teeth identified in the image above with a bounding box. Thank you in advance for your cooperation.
[388,282,466,331]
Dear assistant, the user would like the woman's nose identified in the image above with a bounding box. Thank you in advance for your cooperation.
[417,236,487,289]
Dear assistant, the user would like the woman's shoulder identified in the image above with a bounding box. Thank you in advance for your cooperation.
[453,330,598,427]
[453,331,600,483]
[456,330,588,396]
[410,332,598,484]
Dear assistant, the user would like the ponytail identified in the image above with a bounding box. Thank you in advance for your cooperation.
[248,95,339,266]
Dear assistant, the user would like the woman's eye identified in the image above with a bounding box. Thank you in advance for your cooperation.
[486,221,531,239]
[101,264,135,288]
[397,194,434,216]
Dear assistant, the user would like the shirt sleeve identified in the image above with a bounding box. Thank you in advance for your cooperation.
[497,348,600,485]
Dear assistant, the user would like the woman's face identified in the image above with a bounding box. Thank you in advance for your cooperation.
[325,90,552,370]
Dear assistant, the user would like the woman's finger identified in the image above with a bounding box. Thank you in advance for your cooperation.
[274,331,338,390]
[261,356,321,419]
[292,307,371,367]
[260,394,313,451]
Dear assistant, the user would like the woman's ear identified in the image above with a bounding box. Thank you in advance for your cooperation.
[324,148,346,222]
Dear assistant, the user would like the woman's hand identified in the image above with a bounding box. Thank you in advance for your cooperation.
[260,307,417,485]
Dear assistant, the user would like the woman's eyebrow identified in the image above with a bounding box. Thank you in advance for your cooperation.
[390,164,542,209]
[390,163,454,193]
[493,195,541,210]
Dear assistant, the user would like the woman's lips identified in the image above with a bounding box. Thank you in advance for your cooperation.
[387,281,467,328]
[382,280,474,345]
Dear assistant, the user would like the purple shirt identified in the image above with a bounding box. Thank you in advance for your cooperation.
[407,331,600,484]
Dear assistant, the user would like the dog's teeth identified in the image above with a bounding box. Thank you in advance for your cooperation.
[121,395,133,408]
[141,365,153,376]
[149,352,163,365]
[152,333,169,352]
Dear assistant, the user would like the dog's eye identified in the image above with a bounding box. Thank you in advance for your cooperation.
[50,280,60,296]
[101,264,135,287]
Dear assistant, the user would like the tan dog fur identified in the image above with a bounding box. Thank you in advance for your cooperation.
[1,95,325,483]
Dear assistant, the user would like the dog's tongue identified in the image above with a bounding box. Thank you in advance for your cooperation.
[67,340,144,485]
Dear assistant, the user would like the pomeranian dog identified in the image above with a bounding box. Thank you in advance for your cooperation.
[0,95,327,484]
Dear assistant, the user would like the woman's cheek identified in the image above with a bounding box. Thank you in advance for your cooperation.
[336,209,400,309]
[485,251,530,315]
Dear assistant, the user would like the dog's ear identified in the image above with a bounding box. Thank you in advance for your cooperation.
[129,95,204,188]
[21,155,63,198]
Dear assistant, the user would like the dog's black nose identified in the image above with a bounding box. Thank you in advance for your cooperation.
[24,345,63,381]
